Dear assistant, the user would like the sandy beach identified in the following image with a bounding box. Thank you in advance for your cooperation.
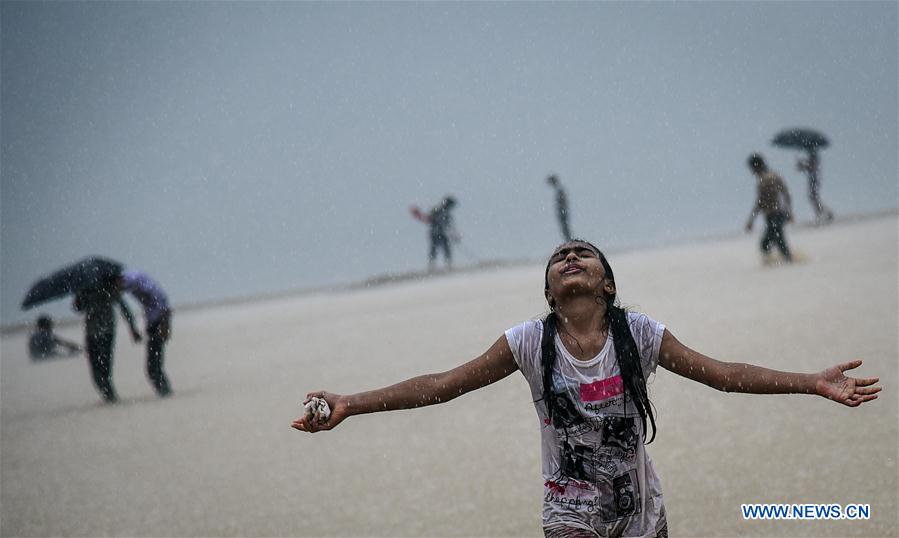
[2,213,896,537]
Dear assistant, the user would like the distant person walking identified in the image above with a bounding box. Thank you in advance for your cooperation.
[797,150,834,224]
[73,281,141,403]
[411,196,459,272]
[29,315,82,360]
[745,153,793,264]
[117,270,173,397]
[547,174,572,241]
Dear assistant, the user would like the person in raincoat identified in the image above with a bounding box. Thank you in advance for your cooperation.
[291,239,879,537]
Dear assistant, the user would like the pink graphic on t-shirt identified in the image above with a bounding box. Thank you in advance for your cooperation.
[580,375,624,402]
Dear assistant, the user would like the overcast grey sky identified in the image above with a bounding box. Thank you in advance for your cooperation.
[2,1,897,325]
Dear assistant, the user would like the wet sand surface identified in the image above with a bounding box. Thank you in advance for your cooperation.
[2,214,896,537]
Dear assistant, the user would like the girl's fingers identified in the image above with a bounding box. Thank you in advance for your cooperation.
[838,359,863,372]
[846,393,878,406]
[855,386,881,396]
[854,377,880,387]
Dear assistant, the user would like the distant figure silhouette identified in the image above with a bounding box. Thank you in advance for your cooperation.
[29,315,82,360]
[411,196,459,272]
[745,153,793,264]
[797,150,834,224]
[547,175,572,241]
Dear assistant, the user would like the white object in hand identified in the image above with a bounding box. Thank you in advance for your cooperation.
[303,397,331,424]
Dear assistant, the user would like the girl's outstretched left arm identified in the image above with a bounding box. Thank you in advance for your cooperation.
[657,329,881,407]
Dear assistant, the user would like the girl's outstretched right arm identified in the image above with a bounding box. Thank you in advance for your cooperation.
[291,334,518,433]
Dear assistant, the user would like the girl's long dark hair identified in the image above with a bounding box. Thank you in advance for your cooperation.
[541,240,657,443]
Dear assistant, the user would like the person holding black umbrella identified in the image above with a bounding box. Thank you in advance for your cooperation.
[21,257,140,402]
[772,128,834,225]
[797,150,834,224]
[73,279,141,403]
[745,153,793,264]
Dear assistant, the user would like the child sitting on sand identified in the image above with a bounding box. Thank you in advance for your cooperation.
[29,315,82,360]
[292,239,880,537]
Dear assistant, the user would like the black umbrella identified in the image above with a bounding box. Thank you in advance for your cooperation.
[21,257,124,309]
[772,128,829,151]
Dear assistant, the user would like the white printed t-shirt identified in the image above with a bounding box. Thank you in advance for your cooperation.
[505,312,666,536]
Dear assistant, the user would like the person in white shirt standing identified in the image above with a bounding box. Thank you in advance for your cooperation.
[291,239,879,537]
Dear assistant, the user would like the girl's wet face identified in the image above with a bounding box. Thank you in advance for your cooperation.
[545,242,609,302]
